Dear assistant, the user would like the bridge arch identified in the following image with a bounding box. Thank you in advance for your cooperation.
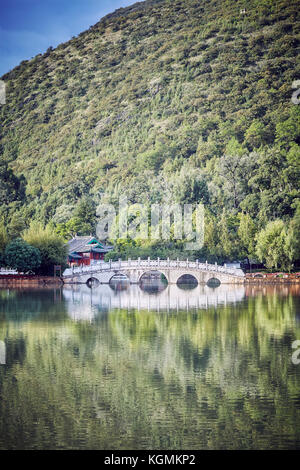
[109,273,130,283]
[206,277,221,287]
[86,277,100,288]
[138,270,169,285]
[177,274,198,288]
[109,273,130,291]
[254,273,263,279]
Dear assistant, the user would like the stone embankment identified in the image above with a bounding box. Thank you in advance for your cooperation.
[0,275,63,287]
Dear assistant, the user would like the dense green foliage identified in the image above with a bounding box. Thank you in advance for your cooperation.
[0,0,299,267]
[4,238,41,273]
[23,222,68,275]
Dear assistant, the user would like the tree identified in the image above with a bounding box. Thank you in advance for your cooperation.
[237,212,257,261]
[284,143,300,189]
[225,137,246,156]
[73,197,97,229]
[8,213,27,239]
[0,221,9,266]
[172,166,209,205]
[0,161,26,206]
[245,120,267,150]
[275,106,300,148]
[55,217,92,240]
[23,222,67,275]
[55,197,97,239]
[202,211,240,263]
[217,154,255,210]
[255,220,290,270]
[4,239,41,273]
[218,210,240,260]
[203,214,221,262]
[246,149,293,220]
[284,202,300,269]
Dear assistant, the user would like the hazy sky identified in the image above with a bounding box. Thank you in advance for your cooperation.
[0,0,135,76]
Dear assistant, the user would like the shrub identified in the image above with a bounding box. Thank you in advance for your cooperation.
[4,239,41,273]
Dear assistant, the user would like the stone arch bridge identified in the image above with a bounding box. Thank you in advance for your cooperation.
[63,258,245,285]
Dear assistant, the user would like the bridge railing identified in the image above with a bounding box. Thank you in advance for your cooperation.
[63,259,245,278]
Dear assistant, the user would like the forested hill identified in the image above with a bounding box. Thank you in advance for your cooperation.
[0,0,300,265]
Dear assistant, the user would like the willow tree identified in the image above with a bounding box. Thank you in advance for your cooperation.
[255,220,290,270]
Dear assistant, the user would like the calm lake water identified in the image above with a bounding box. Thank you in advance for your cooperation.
[0,283,299,450]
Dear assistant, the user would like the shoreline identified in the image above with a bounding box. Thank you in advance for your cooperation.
[0,275,63,287]
[0,275,299,287]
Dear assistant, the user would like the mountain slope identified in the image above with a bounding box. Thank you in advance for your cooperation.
[0,0,299,256]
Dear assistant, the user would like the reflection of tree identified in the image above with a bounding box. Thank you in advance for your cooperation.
[0,288,68,323]
[4,335,26,368]
[0,290,300,449]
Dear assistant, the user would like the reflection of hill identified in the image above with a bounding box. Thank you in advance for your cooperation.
[0,285,300,449]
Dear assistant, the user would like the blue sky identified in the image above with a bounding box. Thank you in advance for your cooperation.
[0,0,135,76]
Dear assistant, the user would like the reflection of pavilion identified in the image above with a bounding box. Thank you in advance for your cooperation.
[63,284,246,321]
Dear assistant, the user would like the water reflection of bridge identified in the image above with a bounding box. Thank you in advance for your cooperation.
[63,284,246,321]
